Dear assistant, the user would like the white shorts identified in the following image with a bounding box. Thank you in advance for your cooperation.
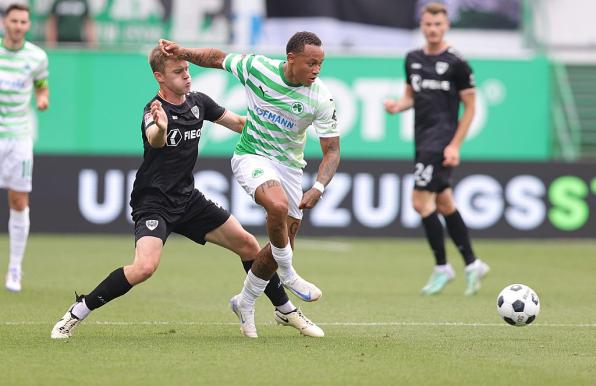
[0,137,33,192]
[231,153,304,219]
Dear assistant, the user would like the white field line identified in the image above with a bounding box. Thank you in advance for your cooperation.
[3,321,596,328]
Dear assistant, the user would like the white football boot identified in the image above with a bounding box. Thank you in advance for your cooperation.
[5,267,22,292]
[230,294,258,338]
[464,259,491,296]
[51,295,85,339]
[282,274,322,302]
[274,308,324,337]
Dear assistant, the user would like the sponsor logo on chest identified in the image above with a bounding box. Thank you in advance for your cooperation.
[166,128,202,146]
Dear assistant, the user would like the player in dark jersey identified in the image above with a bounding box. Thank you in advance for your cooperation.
[384,2,489,296]
[50,45,323,339]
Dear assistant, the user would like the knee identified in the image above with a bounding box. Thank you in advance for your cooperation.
[9,196,28,211]
[265,200,289,221]
[436,195,456,215]
[239,233,260,258]
[412,199,434,216]
[133,259,159,281]
[437,201,456,215]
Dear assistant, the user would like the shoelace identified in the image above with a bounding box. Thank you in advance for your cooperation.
[296,310,314,326]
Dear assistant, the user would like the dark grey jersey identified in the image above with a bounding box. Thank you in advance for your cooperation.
[405,47,474,152]
[130,91,225,222]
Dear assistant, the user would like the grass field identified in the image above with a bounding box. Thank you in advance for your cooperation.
[1,235,595,386]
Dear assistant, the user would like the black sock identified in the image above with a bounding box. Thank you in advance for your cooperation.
[421,212,447,265]
[84,267,133,310]
[444,210,476,265]
[242,261,289,308]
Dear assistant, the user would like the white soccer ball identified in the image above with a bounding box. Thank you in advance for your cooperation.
[496,284,540,326]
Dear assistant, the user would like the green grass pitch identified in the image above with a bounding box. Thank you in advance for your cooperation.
[1,235,595,385]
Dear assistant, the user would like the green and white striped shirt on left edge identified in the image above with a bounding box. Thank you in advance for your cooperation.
[0,38,48,139]
[223,53,338,169]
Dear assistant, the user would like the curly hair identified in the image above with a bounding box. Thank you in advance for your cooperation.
[286,31,322,55]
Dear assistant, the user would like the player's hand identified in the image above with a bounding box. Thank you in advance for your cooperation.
[150,100,168,131]
[443,144,460,166]
[384,99,400,114]
[299,188,322,210]
[159,39,182,57]
[36,96,49,111]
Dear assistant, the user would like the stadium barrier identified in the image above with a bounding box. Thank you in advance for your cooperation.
[36,51,550,160]
[1,156,593,238]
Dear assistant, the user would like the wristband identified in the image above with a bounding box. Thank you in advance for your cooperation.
[312,181,325,194]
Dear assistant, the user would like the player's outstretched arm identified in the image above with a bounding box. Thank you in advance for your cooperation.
[384,84,414,114]
[215,110,245,134]
[158,39,227,69]
[299,136,340,210]
[146,100,168,148]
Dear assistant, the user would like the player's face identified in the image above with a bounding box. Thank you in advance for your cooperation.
[3,10,30,43]
[160,59,191,96]
[420,12,449,45]
[288,44,324,87]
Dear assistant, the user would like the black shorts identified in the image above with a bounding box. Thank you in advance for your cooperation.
[413,151,453,193]
[134,191,230,245]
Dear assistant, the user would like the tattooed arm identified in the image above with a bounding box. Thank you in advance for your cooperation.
[299,136,341,210]
[158,39,227,69]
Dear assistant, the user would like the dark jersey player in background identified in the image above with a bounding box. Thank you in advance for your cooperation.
[384,2,489,296]
[50,44,323,339]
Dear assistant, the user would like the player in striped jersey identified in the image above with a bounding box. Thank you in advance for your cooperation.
[1,4,49,292]
[159,32,340,337]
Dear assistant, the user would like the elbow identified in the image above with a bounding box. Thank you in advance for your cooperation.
[148,139,165,149]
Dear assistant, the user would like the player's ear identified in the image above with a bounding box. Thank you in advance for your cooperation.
[287,52,295,64]
[154,71,164,83]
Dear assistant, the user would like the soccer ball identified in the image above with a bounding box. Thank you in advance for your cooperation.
[496,284,540,326]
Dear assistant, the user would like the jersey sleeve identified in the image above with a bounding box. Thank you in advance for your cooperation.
[32,51,49,88]
[453,59,475,91]
[198,93,226,122]
[405,52,412,86]
[142,105,154,133]
[222,53,257,86]
[313,94,339,138]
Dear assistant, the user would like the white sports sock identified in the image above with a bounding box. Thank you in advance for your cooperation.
[465,259,480,272]
[8,207,30,271]
[271,242,297,283]
[276,300,296,314]
[240,270,269,307]
[71,298,92,320]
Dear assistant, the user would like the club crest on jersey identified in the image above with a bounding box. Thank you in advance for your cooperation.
[435,61,449,75]
[145,220,159,230]
[167,129,182,146]
[252,168,264,178]
[191,106,200,119]
[291,102,304,114]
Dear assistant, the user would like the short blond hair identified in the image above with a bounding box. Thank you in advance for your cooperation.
[421,2,448,17]
[149,45,169,74]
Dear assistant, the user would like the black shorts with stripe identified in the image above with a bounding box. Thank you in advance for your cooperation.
[133,189,230,245]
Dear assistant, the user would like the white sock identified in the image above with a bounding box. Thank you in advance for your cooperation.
[276,300,296,314]
[71,298,92,320]
[271,242,297,283]
[8,207,30,271]
[465,259,480,272]
[240,270,269,307]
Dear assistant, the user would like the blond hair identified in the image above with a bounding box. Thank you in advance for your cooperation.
[421,2,448,17]
[148,45,169,74]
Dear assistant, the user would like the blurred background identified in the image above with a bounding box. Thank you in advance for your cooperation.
[0,0,594,239]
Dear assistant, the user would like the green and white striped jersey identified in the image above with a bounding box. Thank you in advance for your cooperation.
[223,53,338,169]
[0,39,48,138]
